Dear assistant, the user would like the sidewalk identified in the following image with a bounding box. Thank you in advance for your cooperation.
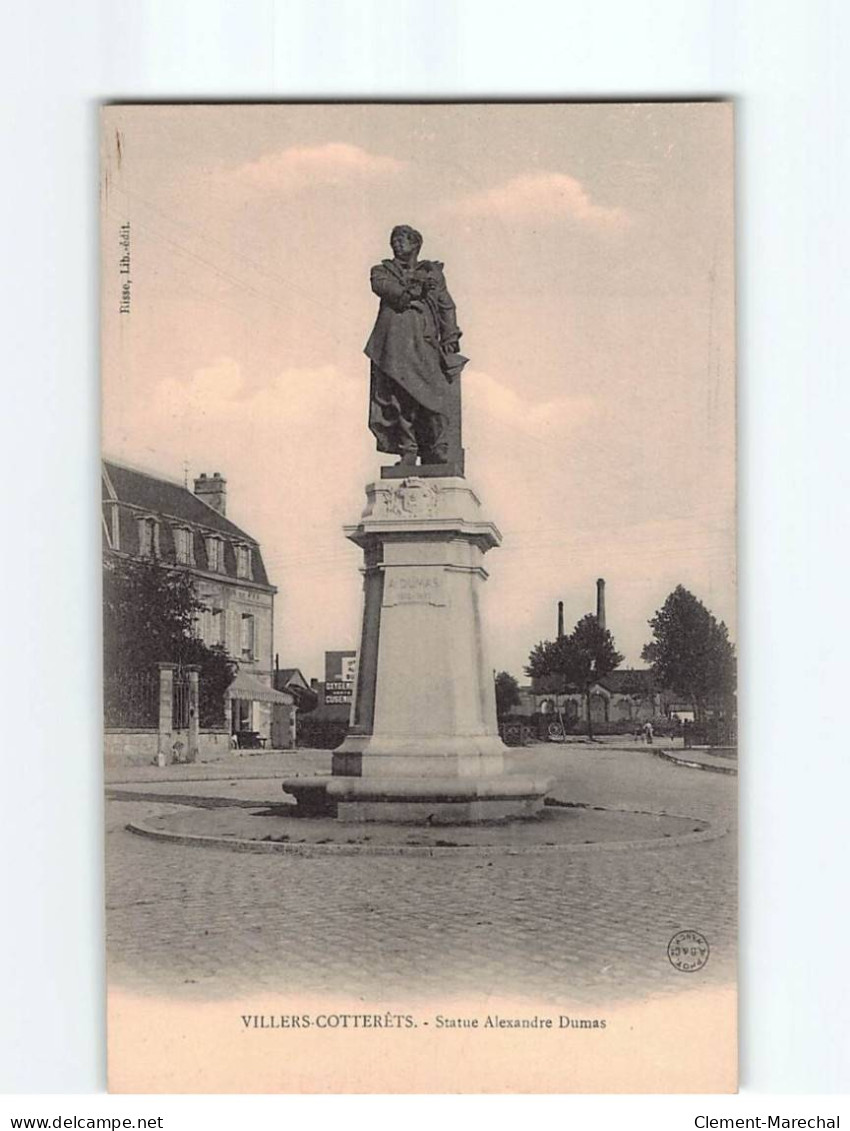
[105,748,332,785]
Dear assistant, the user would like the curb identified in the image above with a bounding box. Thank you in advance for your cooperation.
[125,808,729,858]
[651,748,737,776]
[106,787,274,809]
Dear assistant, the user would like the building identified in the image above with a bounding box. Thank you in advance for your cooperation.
[102,458,293,755]
[294,650,358,723]
[532,668,665,725]
[286,651,357,748]
[273,665,318,712]
[529,580,667,727]
[272,665,319,746]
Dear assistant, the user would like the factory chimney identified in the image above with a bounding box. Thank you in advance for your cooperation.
[596,578,606,631]
[557,600,565,639]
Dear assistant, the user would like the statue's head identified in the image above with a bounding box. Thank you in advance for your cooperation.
[390,225,423,257]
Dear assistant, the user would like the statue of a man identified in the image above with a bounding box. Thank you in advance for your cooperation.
[365,225,467,468]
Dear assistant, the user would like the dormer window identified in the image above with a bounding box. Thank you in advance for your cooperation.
[205,536,225,572]
[174,526,195,566]
[236,544,253,580]
[137,516,160,558]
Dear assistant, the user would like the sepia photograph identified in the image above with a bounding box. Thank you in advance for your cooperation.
[100,101,736,1093]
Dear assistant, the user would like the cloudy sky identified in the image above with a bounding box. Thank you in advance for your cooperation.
[101,103,735,682]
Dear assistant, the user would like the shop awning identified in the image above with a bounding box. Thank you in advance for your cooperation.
[228,671,293,705]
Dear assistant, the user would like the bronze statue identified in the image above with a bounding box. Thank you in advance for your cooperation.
[365,226,467,472]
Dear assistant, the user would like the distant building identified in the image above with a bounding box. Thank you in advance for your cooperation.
[273,666,318,711]
[529,581,668,725]
[532,668,665,725]
[102,459,292,748]
[301,651,357,723]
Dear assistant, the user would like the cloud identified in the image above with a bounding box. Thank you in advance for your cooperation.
[450,172,628,228]
[225,143,406,192]
[465,368,599,445]
[115,357,373,675]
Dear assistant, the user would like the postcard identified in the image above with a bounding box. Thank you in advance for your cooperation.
[101,101,736,1092]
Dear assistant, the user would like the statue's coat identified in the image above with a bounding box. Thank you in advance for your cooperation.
[364,258,462,415]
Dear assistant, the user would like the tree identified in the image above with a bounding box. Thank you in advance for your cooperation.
[567,614,625,739]
[641,585,736,722]
[494,671,521,720]
[526,615,624,739]
[103,555,237,727]
[103,556,203,672]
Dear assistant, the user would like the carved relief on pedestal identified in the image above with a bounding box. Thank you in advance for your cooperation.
[369,477,440,520]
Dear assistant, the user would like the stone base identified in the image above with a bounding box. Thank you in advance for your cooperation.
[332,731,511,779]
[282,775,552,825]
[380,456,464,479]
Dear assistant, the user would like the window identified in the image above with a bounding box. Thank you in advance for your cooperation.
[174,526,195,566]
[137,516,159,558]
[210,608,224,647]
[240,614,255,660]
[236,544,253,580]
[205,536,224,572]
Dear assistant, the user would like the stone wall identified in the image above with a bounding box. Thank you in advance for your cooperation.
[105,728,231,766]
[198,730,231,759]
[104,729,158,764]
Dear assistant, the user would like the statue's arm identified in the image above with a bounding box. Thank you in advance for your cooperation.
[434,271,462,348]
[370,265,415,312]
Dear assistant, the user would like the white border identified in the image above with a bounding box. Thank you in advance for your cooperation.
[2,0,848,1103]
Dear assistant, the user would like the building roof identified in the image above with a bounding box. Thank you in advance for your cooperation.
[103,458,271,588]
[104,460,255,541]
[275,668,311,690]
[597,668,657,694]
[273,669,319,711]
[532,668,657,696]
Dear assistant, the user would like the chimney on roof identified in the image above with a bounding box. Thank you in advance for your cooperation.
[557,600,565,639]
[596,578,606,631]
[193,471,227,516]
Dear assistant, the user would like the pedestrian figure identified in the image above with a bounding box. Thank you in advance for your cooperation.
[643,721,654,745]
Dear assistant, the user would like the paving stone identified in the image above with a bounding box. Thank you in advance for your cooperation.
[105,747,736,1005]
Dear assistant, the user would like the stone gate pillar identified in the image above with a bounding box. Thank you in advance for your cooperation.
[156,663,176,767]
[185,665,200,764]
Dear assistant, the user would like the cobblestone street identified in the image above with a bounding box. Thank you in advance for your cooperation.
[105,746,736,1005]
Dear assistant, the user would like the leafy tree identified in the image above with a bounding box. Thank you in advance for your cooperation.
[525,638,565,684]
[566,614,625,739]
[526,615,624,739]
[103,555,237,727]
[641,585,736,721]
[103,556,203,672]
[494,671,521,719]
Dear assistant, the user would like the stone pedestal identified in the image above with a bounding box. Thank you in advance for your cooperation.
[283,477,551,823]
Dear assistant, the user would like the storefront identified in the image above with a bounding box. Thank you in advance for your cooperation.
[227,670,295,748]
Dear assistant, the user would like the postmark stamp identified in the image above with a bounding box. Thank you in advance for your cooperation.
[667,930,710,972]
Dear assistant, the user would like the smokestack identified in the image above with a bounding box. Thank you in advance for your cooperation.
[596,578,606,631]
[194,471,227,516]
[557,600,565,639]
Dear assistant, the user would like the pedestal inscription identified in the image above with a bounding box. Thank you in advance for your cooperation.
[382,570,447,607]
